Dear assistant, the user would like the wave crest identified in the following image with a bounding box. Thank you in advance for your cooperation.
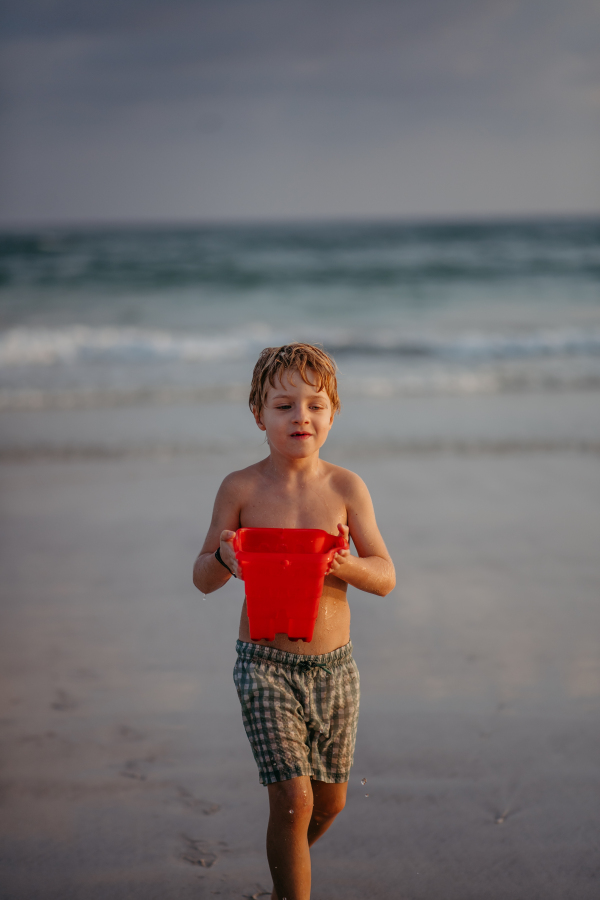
[1,325,600,368]
[0,326,250,366]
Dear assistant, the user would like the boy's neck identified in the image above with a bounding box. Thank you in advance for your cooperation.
[263,448,323,482]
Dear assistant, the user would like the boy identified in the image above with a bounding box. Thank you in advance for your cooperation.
[193,343,395,900]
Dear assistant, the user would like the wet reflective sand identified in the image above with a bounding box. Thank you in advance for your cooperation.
[1,394,599,898]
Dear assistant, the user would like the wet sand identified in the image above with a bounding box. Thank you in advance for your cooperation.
[1,399,600,898]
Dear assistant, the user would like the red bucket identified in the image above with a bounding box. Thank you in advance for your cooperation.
[234,527,348,642]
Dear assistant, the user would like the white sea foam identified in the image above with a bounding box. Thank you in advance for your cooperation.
[1,325,600,410]
[1,325,600,368]
[0,326,251,367]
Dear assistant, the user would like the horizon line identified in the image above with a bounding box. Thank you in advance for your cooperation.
[1,209,599,233]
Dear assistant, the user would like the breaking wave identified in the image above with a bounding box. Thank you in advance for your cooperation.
[1,324,600,368]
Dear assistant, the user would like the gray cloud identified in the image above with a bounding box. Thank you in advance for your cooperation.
[1,0,599,223]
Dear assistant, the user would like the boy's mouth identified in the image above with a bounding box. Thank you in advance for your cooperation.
[291,431,312,438]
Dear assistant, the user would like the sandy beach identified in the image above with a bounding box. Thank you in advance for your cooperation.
[1,389,600,899]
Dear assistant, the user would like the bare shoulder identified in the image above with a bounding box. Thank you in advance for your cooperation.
[217,461,263,496]
[210,463,261,517]
[321,461,372,503]
[204,462,263,541]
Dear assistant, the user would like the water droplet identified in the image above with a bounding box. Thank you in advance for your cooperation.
[361,777,367,785]
[289,809,294,814]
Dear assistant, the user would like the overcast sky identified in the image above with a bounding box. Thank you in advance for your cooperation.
[1,0,599,225]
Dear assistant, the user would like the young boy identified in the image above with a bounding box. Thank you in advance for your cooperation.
[193,343,395,900]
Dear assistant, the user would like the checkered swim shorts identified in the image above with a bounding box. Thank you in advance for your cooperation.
[233,639,360,786]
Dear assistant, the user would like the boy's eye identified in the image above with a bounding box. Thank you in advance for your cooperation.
[272,402,326,410]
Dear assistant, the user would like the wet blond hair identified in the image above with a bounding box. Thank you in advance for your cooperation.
[249,343,340,418]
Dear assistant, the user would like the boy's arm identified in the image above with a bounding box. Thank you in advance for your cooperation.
[193,473,245,594]
[327,472,395,597]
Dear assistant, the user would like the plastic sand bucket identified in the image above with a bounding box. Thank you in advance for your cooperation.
[234,527,348,642]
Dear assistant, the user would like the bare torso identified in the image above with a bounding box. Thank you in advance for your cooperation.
[236,459,351,654]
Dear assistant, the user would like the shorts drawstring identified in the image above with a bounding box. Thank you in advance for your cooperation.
[299,660,333,675]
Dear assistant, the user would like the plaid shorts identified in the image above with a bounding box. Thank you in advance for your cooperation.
[233,639,360,786]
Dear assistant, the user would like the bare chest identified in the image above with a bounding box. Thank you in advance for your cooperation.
[239,481,347,531]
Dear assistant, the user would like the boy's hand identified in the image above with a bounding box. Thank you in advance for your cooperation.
[326,523,351,576]
[220,529,242,579]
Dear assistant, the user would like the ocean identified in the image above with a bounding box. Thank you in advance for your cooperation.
[1,217,599,457]
[0,219,600,460]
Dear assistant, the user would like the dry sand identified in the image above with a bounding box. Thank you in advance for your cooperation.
[1,414,600,897]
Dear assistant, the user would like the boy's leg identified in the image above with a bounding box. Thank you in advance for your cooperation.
[267,776,313,900]
[266,778,348,900]
[307,780,348,846]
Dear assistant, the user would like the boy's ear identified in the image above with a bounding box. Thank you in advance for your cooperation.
[253,409,266,431]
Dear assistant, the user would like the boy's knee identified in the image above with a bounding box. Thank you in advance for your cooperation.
[269,777,313,820]
[313,792,346,822]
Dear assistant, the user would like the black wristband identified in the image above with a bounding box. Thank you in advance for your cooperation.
[215,546,236,577]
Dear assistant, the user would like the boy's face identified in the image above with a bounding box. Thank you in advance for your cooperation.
[254,368,333,458]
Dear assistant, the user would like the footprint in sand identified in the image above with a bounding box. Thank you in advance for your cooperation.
[117,724,145,742]
[494,807,519,824]
[119,757,156,780]
[177,786,221,815]
[180,835,227,868]
[486,802,520,825]
[51,689,79,711]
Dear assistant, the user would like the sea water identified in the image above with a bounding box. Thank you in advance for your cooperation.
[1,217,599,451]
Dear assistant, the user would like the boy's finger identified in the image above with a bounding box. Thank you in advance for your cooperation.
[328,550,341,569]
[220,529,236,542]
